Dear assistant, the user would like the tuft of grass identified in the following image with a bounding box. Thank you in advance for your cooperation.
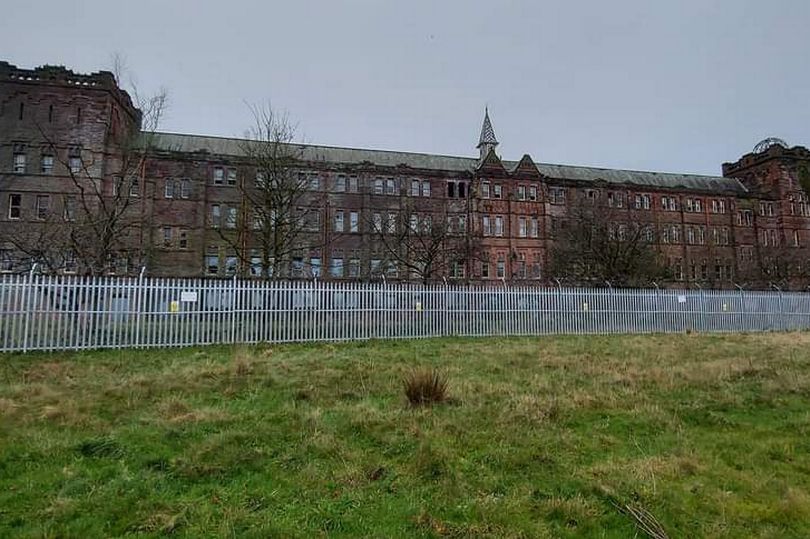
[403,367,449,406]
[76,437,125,459]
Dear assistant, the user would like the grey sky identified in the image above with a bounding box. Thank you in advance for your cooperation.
[2,0,809,176]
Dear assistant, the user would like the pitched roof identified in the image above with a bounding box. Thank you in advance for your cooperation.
[150,132,747,195]
[477,108,498,148]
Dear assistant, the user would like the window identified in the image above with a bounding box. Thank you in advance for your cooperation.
[249,251,262,277]
[458,214,467,233]
[458,183,466,198]
[493,184,502,199]
[164,178,175,198]
[179,229,189,249]
[63,195,76,221]
[310,174,322,191]
[370,258,382,276]
[210,204,221,228]
[661,196,677,211]
[225,207,237,229]
[421,180,430,197]
[310,256,322,278]
[330,253,344,278]
[528,185,538,201]
[226,168,237,186]
[496,255,505,278]
[385,178,396,195]
[336,175,346,192]
[550,187,566,205]
[213,167,224,185]
[530,217,539,238]
[737,209,753,226]
[447,182,455,198]
[607,191,624,208]
[518,216,527,237]
[206,252,219,275]
[482,215,491,236]
[335,210,344,232]
[373,212,383,232]
[410,214,419,232]
[224,256,238,276]
[517,185,526,201]
[516,253,527,279]
[411,179,420,197]
[348,256,360,278]
[0,250,13,272]
[494,215,504,236]
[387,212,397,233]
[451,260,465,279]
[256,172,267,189]
[481,182,490,198]
[348,175,358,192]
[673,258,684,281]
[129,178,139,197]
[635,193,651,210]
[64,251,77,274]
[8,194,21,220]
[481,259,490,279]
[374,178,384,195]
[13,153,26,173]
[36,195,50,220]
[349,211,359,233]
[385,261,398,278]
[162,226,173,248]
[68,156,82,174]
[712,199,726,214]
[794,230,800,247]
[41,155,54,174]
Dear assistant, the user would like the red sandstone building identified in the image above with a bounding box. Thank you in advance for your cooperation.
[1,61,809,289]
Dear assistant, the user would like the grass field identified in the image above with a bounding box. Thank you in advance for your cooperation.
[2,333,810,537]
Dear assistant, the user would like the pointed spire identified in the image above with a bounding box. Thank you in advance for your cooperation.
[477,107,499,159]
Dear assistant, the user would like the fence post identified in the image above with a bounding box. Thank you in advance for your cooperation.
[22,264,39,352]
[134,267,145,348]
[230,274,237,344]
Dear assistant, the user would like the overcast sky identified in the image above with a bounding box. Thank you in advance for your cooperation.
[2,0,809,176]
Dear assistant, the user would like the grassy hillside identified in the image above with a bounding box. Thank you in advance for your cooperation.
[2,333,810,537]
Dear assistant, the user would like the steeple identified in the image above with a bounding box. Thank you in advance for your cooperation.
[477,107,499,159]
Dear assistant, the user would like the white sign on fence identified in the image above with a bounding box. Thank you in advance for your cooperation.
[180,291,198,303]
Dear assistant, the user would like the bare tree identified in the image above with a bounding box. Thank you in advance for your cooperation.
[3,55,168,275]
[737,240,810,290]
[548,198,668,287]
[368,198,480,283]
[217,104,321,279]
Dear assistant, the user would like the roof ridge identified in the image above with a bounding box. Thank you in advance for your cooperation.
[153,131,477,162]
[155,131,730,179]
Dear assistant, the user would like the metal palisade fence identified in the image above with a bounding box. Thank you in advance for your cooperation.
[1,274,810,352]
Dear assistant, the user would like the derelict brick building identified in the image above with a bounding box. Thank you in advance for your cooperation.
[2,61,809,288]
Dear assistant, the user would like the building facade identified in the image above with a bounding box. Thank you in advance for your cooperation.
[2,61,810,288]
